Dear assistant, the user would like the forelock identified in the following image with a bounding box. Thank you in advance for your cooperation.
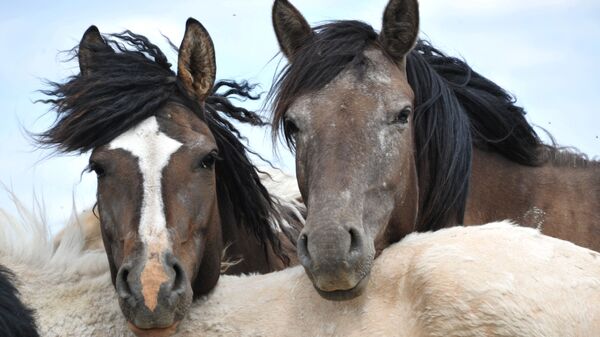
[268,20,381,148]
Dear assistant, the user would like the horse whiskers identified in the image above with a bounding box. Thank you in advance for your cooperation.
[220,242,243,274]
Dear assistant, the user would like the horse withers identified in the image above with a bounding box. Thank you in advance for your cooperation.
[270,0,600,300]
[37,19,303,337]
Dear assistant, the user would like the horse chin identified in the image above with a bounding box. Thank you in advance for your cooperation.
[313,273,370,301]
[127,321,180,337]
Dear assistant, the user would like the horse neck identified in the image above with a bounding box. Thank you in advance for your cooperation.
[218,198,287,275]
[465,147,600,251]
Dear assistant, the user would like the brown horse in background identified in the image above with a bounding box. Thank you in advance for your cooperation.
[37,19,303,337]
[270,0,599,300]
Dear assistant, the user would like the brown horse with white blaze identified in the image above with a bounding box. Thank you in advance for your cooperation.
[270,0,600,300]
[37,19,302,337]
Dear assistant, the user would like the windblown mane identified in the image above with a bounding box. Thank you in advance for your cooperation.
[35,31,294,262]
[268,20,551,231]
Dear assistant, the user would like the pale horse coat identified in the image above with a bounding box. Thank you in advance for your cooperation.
[1,198,599,337]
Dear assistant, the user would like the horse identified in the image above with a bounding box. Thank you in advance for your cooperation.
[3,202,600,337]
[269,0,600,300]
[35,19,304,336]
[0,267,39,337]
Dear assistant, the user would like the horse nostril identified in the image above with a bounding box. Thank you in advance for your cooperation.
[297,232,311,266]
[171,260,186,295]
[116,266,132,300]
[348,227,362,254]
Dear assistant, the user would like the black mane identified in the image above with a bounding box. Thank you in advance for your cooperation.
[0,266,40,337]
[413,41,542,166]
[269,20,545,231]
[36,31,290,261]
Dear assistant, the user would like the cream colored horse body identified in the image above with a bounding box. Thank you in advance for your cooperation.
[2,203,599,337]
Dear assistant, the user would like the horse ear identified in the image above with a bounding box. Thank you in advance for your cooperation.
[380,0,420,62]
[78,25,113,76]
[272,0,313,61]
[177,18,216,101]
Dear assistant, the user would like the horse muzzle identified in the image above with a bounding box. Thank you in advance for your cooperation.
[115,252,192,335]
[297,224,375,300]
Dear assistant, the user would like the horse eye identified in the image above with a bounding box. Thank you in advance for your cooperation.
[89,162,106,178]
[393,107,412,124]
[198,150,220,169]
[284,118,299,137]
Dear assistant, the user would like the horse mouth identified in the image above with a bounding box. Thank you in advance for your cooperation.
[127,321,180,337]
[313,273,370,301]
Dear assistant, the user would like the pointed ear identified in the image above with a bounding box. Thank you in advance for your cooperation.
[272,0,313,61]
[78,25,113,76]
[379,0,419,62]
[177,18,216,102]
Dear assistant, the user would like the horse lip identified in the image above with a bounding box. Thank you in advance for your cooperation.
[313,272,370,301]
[127,321,180,337]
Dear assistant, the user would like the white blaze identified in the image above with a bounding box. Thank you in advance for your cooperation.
[109,116,182,253]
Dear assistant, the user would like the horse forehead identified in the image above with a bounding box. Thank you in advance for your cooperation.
[288,49,407,123]
[289,74,394,123]
[321,59,401,103]
[108,116,183,167]
[324,49,399,90]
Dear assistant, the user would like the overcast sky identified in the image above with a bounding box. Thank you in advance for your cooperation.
[1,0,599,231]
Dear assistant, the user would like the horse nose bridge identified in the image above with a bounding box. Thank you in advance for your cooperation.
[310,120,370,162]
[305,149,370,204]
[306,172,366,213]
[311,228,346,257]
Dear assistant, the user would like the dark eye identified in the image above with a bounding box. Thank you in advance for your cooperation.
[393,107,412,124]
[88,161,105,178]
[198,150,220,169]
[284,118,299,138]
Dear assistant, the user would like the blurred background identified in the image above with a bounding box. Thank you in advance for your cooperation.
[1,0,599,231]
